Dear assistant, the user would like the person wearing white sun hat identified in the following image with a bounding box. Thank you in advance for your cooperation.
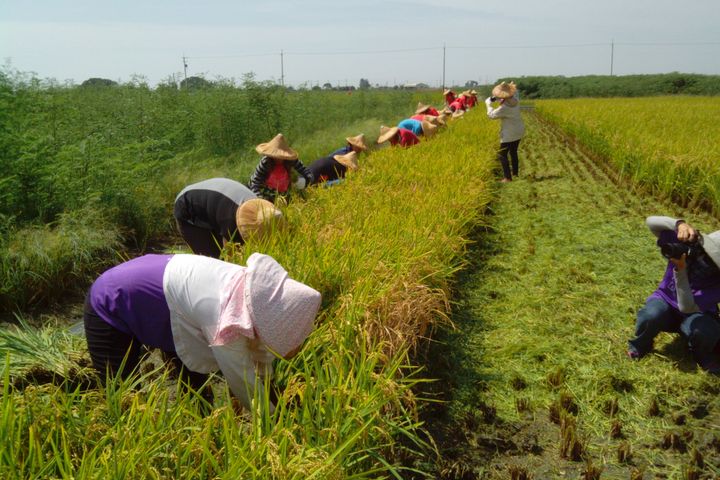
[628,216,720,374]
[485,81,525,183]
[83,252,322,410]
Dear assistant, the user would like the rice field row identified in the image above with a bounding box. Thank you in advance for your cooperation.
[0,111,499,478]
[535,97,720,216]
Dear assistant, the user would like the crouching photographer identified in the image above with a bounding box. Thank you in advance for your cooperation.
[628,216,720,374]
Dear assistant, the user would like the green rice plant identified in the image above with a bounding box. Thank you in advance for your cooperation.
[0,109,499,477]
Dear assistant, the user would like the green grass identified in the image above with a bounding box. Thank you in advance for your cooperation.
[418,112,720,479]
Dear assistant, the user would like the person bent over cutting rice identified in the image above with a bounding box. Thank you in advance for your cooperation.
[397,118,437,138]
[327,133,368,158]
[83,252,321,411]
[376,125,419,148]
[628,216,720,374]
[307,150,359,185]
[415,102,441,117]
[174,178,283,258]
[249,133,314,203]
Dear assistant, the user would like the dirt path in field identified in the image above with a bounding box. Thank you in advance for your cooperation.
[410,113,720,479]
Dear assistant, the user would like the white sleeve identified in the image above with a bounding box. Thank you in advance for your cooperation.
[674,268,700,314]
[211,340,275,412]
[486,104,507,119]
[645,216,680,238]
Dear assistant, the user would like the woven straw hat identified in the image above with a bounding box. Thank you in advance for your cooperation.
[244,253,321,357]
[346,134,368,152]
[443,89,454,96]
[235,199,284,240]
[435,114,448,126]
[470,89,478,95]
[255,133,298,160]
[451,110,465,119]
[333,151,359,170]
[491,81,517,99]
[421,119,438,138]
[415,102,432,114]
[377,126,399,144]
[423,115,439,125]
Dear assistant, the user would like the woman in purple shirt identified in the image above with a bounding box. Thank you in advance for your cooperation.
[628,216,720,374]
[84,252,322,410]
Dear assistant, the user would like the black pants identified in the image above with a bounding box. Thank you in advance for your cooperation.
[497,139,521,180]
[83,294,212,403]
[175,219,222,258]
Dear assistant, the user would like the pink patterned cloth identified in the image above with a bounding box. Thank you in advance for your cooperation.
[213,268,255,346]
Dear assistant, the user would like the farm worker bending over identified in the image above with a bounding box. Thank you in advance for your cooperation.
[376,126,419,148]
[443,88,456,106]
[83,252,322,410]
[397,118,437,138]
[628,217,720,374]
[327,133,368,157]
[485,81,525,183]
[249,133,314,203]
[415,102,440,117]
[174,178,283,258]
[411,114,446,127]
[307,151,359,185]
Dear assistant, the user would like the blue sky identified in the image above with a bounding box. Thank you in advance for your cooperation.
[1,0,718,87]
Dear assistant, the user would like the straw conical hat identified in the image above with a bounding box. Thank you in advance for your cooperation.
[377,126,399,144]
[470,89,478,95]
[346,134,368,152]
[236,199,285,240]
[443,89,454,96]
[421,120,437,138]
[435,114,447,126]
[424,115,439,125]
[415,102,432,114]
[333,151,359,170]
[491,81,517,99]
[451,110,465,119]
[255,133,298,160]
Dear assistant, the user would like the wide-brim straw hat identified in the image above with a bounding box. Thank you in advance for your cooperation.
[377,126,399,144]
[333,151,359,170]
[415,102,432,114]
[255,133,298,160]
[346,134,368,152]
[423,115,439,125]
[492,81,517,99]
[451,110,465,119]
[244,253,322,357]
[421,120,437,138]
[236,198,284,240]
[701,231,720,268]
[443,89,454,96]
[470,89,478,95]
[436,114,448,126]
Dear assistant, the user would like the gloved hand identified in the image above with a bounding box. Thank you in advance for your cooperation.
[294,177,307,190]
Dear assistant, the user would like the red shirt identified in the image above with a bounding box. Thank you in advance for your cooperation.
[410,114,425,121]
[425,107,440,116]
[449,99,464,111]
[444,93,456,105]
[390,128,420,147]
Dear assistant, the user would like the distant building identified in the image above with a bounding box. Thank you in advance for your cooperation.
[401,82,430,90]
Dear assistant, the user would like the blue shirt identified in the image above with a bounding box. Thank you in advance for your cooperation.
[397,119,423,136]
[328,145,352,157]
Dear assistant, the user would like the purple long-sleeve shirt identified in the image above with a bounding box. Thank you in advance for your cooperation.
[90,254,175,351]
[649,230,720,313]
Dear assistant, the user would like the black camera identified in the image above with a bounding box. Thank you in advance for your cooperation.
[660,241,702,261]
[490,96,498,102]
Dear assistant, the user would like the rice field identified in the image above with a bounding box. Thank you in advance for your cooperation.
[534,97,720,214]
[0,110,499,478]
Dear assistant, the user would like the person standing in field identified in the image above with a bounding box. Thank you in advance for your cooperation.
[174,178,284,258]
[249,134,314,203]
[376,125,420,148]
[485,81,525,183]
[83,252,322,411]
[307,151,359,185]
[628,216,720,374]
[327,134,368,157]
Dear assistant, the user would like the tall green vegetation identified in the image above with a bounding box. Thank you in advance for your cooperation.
[535,97,720,215]
[0,67,437,312]
[0,112,499,478]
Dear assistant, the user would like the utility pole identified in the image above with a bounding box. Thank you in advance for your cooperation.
[442,43,446,90]
[610,40,614,76]
[182,55,188,88]
[280,49,285,87]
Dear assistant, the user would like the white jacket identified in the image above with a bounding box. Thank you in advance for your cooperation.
[486,98,525,143]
